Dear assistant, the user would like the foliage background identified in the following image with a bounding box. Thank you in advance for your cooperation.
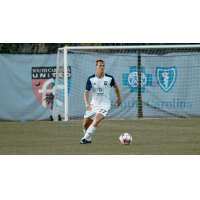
[1,43,200,54]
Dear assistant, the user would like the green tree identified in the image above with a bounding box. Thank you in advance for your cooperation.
[0,43,17,53]
[0,43,200,54]
[79,43,102,46]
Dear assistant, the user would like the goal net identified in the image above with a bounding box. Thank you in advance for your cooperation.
[53,45,200,121]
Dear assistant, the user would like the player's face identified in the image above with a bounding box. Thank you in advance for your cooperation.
[96,61,105,73]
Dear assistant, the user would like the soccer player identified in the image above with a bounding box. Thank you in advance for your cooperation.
[80,59,121,144]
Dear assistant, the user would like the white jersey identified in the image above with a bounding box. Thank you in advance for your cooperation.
[85,73,117,106]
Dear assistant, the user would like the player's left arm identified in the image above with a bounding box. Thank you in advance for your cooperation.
[114,85,121,107]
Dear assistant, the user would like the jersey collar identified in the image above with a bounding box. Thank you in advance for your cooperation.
[95,73,105,79]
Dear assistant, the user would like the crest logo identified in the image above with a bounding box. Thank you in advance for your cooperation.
[32,66,71,110]
[156,66,177,92]
[104,81,108,86]
[32,67,56,110]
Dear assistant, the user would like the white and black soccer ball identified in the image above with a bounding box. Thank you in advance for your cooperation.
[119,133,132,145]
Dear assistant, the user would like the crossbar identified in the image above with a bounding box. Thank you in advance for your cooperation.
[58,44,200,50]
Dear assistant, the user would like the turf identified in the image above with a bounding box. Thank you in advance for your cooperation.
[0,118,200,155]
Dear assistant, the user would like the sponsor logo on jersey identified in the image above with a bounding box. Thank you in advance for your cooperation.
[122,66,152,93]
[32,66,71,110]
[97,87,104,95]
[156,66,177,92]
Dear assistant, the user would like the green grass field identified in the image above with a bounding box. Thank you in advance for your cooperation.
[0,118,200,155]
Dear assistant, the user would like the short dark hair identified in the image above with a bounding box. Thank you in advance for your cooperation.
[96,59,105,66]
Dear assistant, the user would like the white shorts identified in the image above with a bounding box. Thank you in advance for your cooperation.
[84,105,111,120]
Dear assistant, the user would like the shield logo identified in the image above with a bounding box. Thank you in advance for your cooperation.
[156,66,177,92]
[32,67,56,110]
[32,66,71,110]
[104,81,108,86]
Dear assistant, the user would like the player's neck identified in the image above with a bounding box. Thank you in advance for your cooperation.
[96,72,104,79]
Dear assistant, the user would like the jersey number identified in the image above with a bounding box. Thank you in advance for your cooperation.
[99,109,107,114]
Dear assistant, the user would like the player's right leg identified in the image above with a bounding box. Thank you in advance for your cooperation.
[83,117,93,138]
[83,117,93,132]
[80,118,93,144]
[80,108,95,144]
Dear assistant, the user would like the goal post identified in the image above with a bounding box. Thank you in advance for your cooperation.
[53,45,200,121]
[64,47,68,121]
[52,48,65,121]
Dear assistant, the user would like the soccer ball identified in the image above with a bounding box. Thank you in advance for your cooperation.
[119,133,132,145]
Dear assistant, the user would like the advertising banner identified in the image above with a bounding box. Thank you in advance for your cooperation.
[141,53,200,118]
[0,52,200,121]
[0,54,57,121]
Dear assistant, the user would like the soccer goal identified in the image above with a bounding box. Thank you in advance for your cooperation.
[53,45,200,121]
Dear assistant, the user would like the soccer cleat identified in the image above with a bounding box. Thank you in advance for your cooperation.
[79,139,92,144]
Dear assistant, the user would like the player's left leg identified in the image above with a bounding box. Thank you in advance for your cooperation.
[92,113,105,127]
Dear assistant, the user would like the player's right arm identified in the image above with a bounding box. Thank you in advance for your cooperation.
[84,91,92,111]
[85,76,93,111]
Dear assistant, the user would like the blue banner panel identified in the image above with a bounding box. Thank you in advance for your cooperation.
[0,54,57,121]
[141,53,200,118]
[1,52,200,121]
